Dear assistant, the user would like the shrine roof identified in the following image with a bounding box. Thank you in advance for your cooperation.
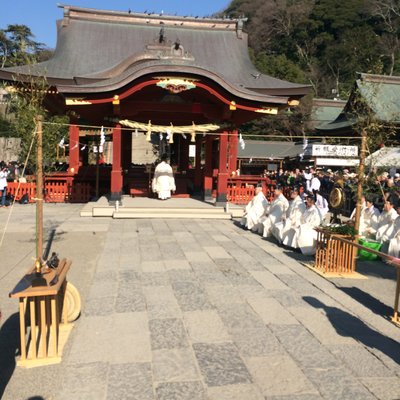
[0,5,309,103]
[317,73,400,133]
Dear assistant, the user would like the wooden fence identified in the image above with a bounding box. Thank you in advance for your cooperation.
[6,181,92,203]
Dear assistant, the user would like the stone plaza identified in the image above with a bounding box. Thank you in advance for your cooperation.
[0,203,399,400]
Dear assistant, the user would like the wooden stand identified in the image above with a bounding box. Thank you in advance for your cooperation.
[392,268,400,326]
[315,228,357,275]
[9,259,74,368]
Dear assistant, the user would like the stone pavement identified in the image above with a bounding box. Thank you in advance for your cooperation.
[0,204,400,399]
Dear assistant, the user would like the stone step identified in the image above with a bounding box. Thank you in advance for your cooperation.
[113,211,231,219]
[116,207,225,214]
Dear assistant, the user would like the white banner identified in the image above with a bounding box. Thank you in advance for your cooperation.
[312,144,358,157]
[316,158,360,166]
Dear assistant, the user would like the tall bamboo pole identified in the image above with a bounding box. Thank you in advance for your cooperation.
[354,128,367,235]
[36,115,44,266]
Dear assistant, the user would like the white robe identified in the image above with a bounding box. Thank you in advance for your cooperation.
[376,208,398,243]
[359,205,380,237]
[272,196,305,243]
[261,193,289,237]
[388,217,400,257]
[241,191,269,231]
[152,161,176,199]
[284,205,322,255]
[315,193,329,218]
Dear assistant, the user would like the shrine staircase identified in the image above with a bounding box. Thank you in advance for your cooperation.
[80,196,233,220]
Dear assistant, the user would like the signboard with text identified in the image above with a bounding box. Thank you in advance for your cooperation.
[315,158,360,166]
[312,144,358,157]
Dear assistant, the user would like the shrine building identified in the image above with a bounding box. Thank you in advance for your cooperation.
[0,5,309,203]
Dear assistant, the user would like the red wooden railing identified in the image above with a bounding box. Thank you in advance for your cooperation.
[7,180,92,203]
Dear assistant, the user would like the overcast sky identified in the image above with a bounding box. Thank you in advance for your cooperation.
[1,1,231,48]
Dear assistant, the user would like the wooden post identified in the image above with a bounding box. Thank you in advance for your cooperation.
[229,129,238,174]
[203,135,213,199]
[194,135,202,193]
[354,129,367,234]
[216,131,229,205]
[68,124,80,174]
[36,116,43,261]
[110,124,123,201]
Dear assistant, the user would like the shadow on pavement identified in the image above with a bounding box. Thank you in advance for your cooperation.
[304,296,400,365]
[354,259,397,281]
[336,286,393,319]
[0,313,19,398]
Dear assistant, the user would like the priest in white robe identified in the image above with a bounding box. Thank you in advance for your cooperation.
[314,190,329,219]
[284,193,322,255]
[376,198,398,243]
[260,185,289,237]
[241,185,269,231]
[152,154,176,200]
[387,209,400,257]
[272,187,305,244]
[358,197,380,238]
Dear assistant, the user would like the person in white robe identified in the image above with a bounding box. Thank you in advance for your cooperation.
[313,190,329,219]
[284,193,322,255]
[152,154,176,200]
[376,198,398,243]
[388,207,400,257]
[358,197,380,238]
[240,185,269,231]
[260,185,289,237]
[272,187,305,244]
[350,196,366,220]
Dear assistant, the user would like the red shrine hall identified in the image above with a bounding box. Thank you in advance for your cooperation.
[0,5,309,203]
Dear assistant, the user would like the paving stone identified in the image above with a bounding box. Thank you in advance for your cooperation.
[183,251,212,262]
[144,286,182,319]
[217,303,266,332]
[118,269,139,282]
[140,271,171,286]
[183,310,231,343]
[152,348,201,383]
[58,362,108,400]
[141,260,165,272]
[250,270,289,290]
[204,246,232,259]
[194,270,232,286]
[207,384,264,400]
[155,381,206,400]
[164,259,191,271]
[328,344,395,377]
[246,296,299,325]
[270,324,343,370]
[168,270,199,283]
[149,318,189,350]
[106,362,153,400]
[360,377,400,400]
[87,278,118,299]
[172,281,213,311]
[159,243,187,260]
[245,355,319,397]
[193,342,252,386]
[115,294,146,313]
[232,327,284,357]
[268,290,307,307]
[84,296,115,316]
[204,285,245,306]
[304,367,377,400]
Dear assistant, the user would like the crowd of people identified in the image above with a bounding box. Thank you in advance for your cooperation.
[240,166,400,259]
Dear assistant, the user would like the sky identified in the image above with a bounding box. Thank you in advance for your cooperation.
[1,0,231,48]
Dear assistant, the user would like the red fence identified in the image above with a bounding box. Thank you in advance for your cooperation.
[7,180,92,203]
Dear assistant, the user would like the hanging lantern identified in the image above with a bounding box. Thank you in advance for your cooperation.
[229,100,236,111]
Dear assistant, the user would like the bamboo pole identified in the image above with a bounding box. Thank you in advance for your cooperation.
[354,128,367,235]
[36,115,44,263]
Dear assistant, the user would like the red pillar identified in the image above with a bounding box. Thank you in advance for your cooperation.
[69,124,80,174]
[203,135,213,199]
[194,135,202,193]
[229,129,238,175]
[216,131,229,204]
[111,124,123,200]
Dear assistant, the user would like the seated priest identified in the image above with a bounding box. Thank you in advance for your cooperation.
[283,192,322,255]
[240,184,269,232]
[272,186,306,244]
[260,185,289,237]
[387,206,400,257]
[376,197,399,244]
[357,196,381,238]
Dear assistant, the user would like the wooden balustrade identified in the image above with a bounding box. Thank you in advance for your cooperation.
[315,228,357,274]
[6,180,91,203]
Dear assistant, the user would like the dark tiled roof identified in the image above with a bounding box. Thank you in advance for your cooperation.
[0,5,309,102]
[237,140,309,160]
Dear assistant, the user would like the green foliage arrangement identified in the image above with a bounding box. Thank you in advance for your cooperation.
[323,224,357,237]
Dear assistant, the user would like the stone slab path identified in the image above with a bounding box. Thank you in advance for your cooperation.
[0,204,399,399]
